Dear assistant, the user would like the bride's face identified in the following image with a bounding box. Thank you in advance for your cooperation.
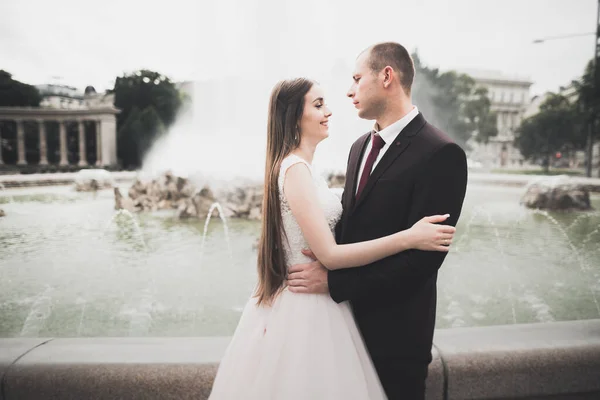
[298,85,332,144]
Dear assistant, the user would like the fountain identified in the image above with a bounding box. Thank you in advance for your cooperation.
[73,169,114,192]
[0,182,11,216]
[1,4,600,338]
[20,286,54,337]
[530,209,600,315]
[200,202,232,258]
[103,209,148,251]
[114,171,263,221]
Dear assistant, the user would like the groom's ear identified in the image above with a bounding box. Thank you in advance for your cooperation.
[382,66,394,88]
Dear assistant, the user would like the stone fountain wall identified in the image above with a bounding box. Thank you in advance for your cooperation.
[114,171,263,220]
[1,320,599,400]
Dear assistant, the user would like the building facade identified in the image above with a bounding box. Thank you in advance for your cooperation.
[0,86,119,169]
[465,70,533,168]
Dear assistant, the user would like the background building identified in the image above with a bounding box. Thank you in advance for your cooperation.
[465,69,533,168]
[0,85,119,170]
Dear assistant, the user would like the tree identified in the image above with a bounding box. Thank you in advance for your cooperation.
[574,60,600,128]
[0,71,42,162]
[117,107,142,168]
[0,70,41,107]
[411,53,497,148]
[117,106,166,169]
[463,87,498,144]
[110,70,181,168]
[514,94,579,172]
[572,60,600,176]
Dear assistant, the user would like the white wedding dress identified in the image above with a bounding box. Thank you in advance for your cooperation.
[209,154,386,399]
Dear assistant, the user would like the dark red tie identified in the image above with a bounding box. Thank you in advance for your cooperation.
[356,133,385,199]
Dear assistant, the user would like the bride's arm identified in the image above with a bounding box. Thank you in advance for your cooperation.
[284,163,452,271]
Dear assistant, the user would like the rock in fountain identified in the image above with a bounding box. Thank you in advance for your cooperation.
[114,171,264,220]
[327,172,346,188]
[178,186,217,219]
[0,209,5,217]
[74,169,114,192]
[521,176,593,211]
[220,184,263,220]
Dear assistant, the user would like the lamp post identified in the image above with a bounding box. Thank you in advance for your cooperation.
[587,0,600,178]
[594,0,600,178]
[533,1,600,177]
[532,32,595,44]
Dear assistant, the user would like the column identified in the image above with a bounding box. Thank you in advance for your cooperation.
[16,119,27,165]
[77,120,87,166]
[98,115,117,166]
[95,120,102,166]
[59,120,68,166]
[38,120,48,165]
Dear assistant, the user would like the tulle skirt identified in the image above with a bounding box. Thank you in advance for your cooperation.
[209,288,386,399]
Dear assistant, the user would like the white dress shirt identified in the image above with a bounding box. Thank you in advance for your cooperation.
[355,106,419,194]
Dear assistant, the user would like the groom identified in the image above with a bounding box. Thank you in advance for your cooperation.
[287,42,468,399]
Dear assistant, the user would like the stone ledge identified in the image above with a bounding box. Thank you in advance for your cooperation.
[433,319,600,399]
[427,346,445,400]
[468,173,600,193]
[0,171,137,188]
[1,320,599,400]
[2,337,228,400]
[0,338,52,398]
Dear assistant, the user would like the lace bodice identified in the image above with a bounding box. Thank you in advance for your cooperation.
[278,154,343,267]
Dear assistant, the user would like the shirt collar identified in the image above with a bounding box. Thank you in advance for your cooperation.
[373,106,419,144]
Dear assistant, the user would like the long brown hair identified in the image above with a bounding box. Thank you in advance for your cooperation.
[255,78,314,305]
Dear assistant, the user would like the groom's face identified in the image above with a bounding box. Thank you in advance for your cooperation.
[347,51,383,121]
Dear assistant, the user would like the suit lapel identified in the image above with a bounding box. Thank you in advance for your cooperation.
[351,113,426,213]
[345,133,370,210]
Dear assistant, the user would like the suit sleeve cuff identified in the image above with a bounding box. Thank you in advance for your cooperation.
[328,269,350,304]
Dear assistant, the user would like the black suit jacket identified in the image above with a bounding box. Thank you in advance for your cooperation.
[329,113,468,363]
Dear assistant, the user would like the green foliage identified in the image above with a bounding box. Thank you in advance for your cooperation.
[411,53,497,148]
[515,94,579,172]
[111,70,181,168]
[117,106,166,168]
[0,70,41,107]
[572,60,600,139]
[464,87,498,144]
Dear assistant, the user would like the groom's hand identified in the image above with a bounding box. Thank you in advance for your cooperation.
[287,249,329,294]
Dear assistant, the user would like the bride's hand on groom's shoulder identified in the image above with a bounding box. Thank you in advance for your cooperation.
[286,249,329,294]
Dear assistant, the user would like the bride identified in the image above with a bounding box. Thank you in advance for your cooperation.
[208,78,455,399]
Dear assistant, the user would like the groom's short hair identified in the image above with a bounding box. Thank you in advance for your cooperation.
[367,42,415,95]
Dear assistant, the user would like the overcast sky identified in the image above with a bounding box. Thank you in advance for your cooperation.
[1,0,597,175]
[1,0,597,96]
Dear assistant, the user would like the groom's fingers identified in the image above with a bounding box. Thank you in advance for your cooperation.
[301,248,317,260]
[288,286,309,293]
[287,279,306,288]
[287,272,304,281]
[288,264,309,274]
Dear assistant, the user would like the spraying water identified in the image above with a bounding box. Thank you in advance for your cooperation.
[0,182,14,203]
[200,202,232,258]
[20,285,54,337]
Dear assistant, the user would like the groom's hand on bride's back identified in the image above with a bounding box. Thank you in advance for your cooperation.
[286,249,329,294]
